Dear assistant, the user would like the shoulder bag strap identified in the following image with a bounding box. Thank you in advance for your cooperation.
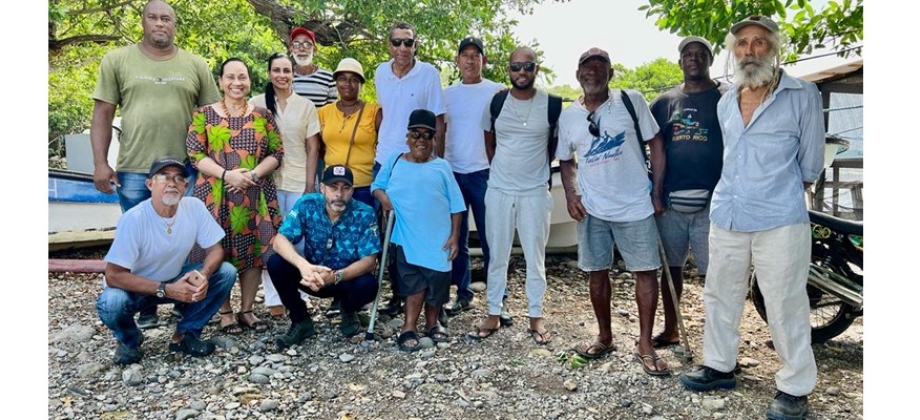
[344,103,366,168]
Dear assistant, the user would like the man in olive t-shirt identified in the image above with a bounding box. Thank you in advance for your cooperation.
[90,0,220,329]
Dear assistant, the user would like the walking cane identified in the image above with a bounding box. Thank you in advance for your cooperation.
[657,235,694,360]
[365,210,396,342]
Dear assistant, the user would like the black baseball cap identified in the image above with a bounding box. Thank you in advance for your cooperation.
[407,109,437,131]
[148,157,189,178]
[458,37,484,54]
[322,165,354,186]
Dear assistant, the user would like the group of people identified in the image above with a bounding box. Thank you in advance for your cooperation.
[89,2,824,419]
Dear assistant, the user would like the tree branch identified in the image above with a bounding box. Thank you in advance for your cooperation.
[49,34,123,51]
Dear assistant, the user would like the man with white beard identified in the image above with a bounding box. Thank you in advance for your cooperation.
[288,27,337,107]
[678,16,824,420]
[96,157,237,365]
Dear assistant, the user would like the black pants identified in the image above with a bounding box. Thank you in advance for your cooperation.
[267,254,378,323]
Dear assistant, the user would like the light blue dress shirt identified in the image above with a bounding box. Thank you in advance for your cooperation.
[711,71,825,232]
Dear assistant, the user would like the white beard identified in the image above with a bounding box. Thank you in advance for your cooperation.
[293,52,313,67]
[733,54,776,87]
[161,194,181,206]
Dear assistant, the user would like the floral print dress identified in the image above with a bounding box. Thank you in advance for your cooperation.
[186,105,284,271]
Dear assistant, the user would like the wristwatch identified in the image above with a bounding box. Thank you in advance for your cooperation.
[156,282,167,298]
[251,172,260,183]
[334,270,344,285]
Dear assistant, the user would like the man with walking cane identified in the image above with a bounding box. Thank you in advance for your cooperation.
[267,165,381,349]
[557,48,670,376]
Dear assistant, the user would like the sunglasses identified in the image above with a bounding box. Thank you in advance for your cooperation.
[409,130,435,140]
[152,174,187,184]
[509,61,536,72]
[390,38,415,48]
[587,111,600,137]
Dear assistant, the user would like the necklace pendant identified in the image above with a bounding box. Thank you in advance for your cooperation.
[523,122,527,126]
[167,227,172,234]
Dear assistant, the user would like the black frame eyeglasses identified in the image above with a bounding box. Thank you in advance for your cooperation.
[409,130,435,140]
[587,111,600,137]
[509,61,536,72]
[390,38,415,48]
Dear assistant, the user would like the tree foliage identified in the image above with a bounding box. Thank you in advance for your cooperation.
[640,0,863,61]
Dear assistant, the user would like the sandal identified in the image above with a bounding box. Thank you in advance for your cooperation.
[426,324,450,343]
[651,333,680,348]
[529,329,552,345]
[397,330,421,352]
[634,346,671,377]
[218,311,242,335]
[576,339,616,359]
[237,310,270,333]
[267,305,286,320]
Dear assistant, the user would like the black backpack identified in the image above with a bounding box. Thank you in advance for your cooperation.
[618,89,652,180]
[488,90,563,189]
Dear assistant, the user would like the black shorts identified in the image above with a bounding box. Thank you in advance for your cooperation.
[395,245,450,306]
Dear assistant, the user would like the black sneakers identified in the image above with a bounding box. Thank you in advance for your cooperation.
[276,317,316,349]
[446,299,471,316]
[766,391,809,420]
[113,342,142,365]
[678,366,737,391]
[340,312,361,337]
[325,298,342,318]
[168,334,216,357]
[136,311,160,330]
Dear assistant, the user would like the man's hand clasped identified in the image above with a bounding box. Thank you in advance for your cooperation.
[299,263,334,292]
[168,270,209,303]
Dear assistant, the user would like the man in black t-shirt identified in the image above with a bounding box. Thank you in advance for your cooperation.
[648,36,728,348]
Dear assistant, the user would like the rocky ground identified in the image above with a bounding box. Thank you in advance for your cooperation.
[48,248,863,419]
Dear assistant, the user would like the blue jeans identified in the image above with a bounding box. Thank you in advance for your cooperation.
[451,169,490,302]
[96,262,237,348]
[116,162,198,212]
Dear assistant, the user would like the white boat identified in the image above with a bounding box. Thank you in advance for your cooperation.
[48,169,120,250]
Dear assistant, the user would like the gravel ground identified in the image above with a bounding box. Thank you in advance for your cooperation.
[47,248,863,419]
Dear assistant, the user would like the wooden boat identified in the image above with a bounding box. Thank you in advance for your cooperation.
[48,169,120,251]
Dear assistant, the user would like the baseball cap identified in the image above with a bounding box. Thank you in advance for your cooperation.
[407,109,437,131]
[148,157,189,178]
[730,15,779,34]
[322,165,354,186]
[678,36,714,56]
[332,58,365,83]
[578,47,611,65]
[458,37,484,54]
[289,27,316,44]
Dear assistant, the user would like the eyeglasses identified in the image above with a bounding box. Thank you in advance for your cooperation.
[509,61,536,72]
[587,111,600,137]
[390,38,415,48]
[409,130,435,140]
[290,41,314,49]
[152,174,187,184]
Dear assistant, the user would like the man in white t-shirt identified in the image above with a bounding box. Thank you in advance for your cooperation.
[96,157,237,365]
[374,21,446,315]
[442,37,504,318]
[466,47,554,345]
[557,48,668,376]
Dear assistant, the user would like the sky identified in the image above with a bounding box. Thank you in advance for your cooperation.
[511,0,853,88]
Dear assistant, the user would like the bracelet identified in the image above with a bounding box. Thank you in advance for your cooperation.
[251,172,260,183]
[221,169,227,182]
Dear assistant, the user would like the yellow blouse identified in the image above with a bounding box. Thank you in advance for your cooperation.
[317,102,380,187]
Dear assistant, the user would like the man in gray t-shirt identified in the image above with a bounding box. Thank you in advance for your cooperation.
[467,46,554,345]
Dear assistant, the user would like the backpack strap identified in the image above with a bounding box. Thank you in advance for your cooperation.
[489,89,509,136]
[619,89,651,179]
[546,93,563,190]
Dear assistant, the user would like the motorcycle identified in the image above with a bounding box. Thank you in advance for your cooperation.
[750,210,863,344]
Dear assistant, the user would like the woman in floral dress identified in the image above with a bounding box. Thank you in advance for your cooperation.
[186,58,284,334]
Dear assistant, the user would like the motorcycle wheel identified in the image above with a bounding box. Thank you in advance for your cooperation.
[750,264,859,344]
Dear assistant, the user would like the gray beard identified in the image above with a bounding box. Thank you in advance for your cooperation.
[161,194,181,206]
[293,53,313,67]
[733,56,776,87]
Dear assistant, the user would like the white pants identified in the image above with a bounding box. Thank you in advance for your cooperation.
[484,188,552,318]
[263,190,309,307]
[702,223,817,396]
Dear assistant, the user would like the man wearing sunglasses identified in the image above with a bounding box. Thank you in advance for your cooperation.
[267,165,382,348]
[97,157,237,365]
[373,21,447,316]
[557,48,669,376]
[648,36,728,352]
[467,47,555,345]
[441,37,505,320]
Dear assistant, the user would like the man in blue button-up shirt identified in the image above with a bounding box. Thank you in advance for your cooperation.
[679,16,823,420]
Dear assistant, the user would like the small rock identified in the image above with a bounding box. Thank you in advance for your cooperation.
[260,399,280,412]
[563,380,577,391]
[738,357,760,367]
[470,282,487,292]
[435,374,450,383]
[471,368,491,378]
[175,409,199,420]
[251,367,277,376]
[52,324,96,343]
[418,337,435,348]
[339,353,356,363]
[266,354,286,363]
[248,373,270,384]
[530,348,553,357]
[620,399,632,408]
[189,401,207,411]
[78,362,107,377]
[701,397,726,411]
[617,309,630,317]
[248,355,265,366]
[387,318,404,329]
[209,336,237,350]
[224,402,240,410]
[122,369,144,387]
[826,386,841,396]
[392,390,406,399]
[420,349,437,358]
[641,403,653,414]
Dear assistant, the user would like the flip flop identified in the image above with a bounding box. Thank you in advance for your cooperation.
[634,347,671,377]
[397,331,421,352]
[576,340,616,359]
[529,329,552,345]
[651,334,680,348]
[466,326,499,341]
[427,325,450,343]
